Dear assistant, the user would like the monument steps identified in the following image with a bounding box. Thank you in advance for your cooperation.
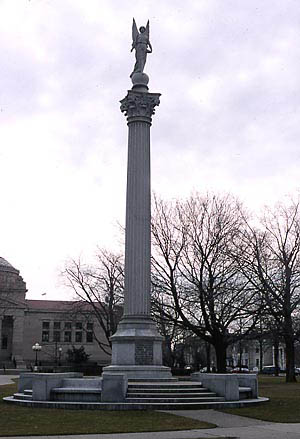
[127,388,211,394]
[126,397,225,403]
[125,380,224,404]
[24,389,32,395]
[127,382,206,390]
[127,392,218,398]
[129,378,178,383]
[11,382,253,406]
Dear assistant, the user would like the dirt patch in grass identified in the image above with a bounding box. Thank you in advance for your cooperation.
[0,383,215,436]
[221,375,300,423]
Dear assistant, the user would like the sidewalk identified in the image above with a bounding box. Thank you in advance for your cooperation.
[1,423,300,439]
[1,375,300,438]
[0,374,18,385]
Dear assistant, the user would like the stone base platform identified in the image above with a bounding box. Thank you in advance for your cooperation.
[3,374,268,410]
[3,395,269,410]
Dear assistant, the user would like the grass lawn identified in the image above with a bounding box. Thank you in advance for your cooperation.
[0,382,215,436]
[221,375,300,423]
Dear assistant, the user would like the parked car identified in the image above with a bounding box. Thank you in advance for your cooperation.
[232,366,250,373]
[199,366,217,373]
[261,366,283,375]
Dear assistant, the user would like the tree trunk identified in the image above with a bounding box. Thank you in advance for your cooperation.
[214,340,227,373]
[285,334,296,382]
[273,337,280,377]
[205,342,211,372]
[259,339,263,372]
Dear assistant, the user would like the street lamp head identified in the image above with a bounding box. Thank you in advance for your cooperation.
[32,342,42,351]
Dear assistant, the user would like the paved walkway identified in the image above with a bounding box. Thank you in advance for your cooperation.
[1,375,300,438]
[0,374,18,385]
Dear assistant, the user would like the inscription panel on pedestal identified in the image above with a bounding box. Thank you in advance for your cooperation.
[135,340,153,365]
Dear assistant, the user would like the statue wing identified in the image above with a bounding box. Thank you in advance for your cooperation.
[145,20,150,40]
[132,18,138,44]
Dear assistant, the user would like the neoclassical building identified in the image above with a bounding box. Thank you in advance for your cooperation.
[0,257,111,368]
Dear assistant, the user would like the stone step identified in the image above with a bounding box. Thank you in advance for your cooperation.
[239,386,252,392]
[239,386,252,399]
[127,387,209,394]
[128,378,178,383]
[126,396,225,403]
[13,393,32,401]
[127,383,203,390]
[127,392,218,399]
[24,389,33,395]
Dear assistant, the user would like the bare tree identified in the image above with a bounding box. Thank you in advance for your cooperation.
[151,193,260,372]
[238,198,300,382]
[63,249,124,356]
[151,291,188,368]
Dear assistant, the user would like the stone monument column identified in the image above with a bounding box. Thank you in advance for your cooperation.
[102,31,171,378]
[122,89,159,319]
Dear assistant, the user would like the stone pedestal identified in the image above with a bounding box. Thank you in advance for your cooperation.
[103,82,171,380]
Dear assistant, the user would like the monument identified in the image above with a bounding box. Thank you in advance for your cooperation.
[102,19,171,379]
[5,21,262,409]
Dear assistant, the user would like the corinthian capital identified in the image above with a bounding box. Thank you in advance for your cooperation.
[120,91,160,119]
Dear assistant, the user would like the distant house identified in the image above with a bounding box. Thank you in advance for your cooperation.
[0,257,113,368]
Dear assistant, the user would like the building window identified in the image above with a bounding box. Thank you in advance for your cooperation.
[87,322,93,331]
[42,331,49,342]
[42,321,50,329]
[255,347,259,354]
[86,332,93,343]
[256,358,259,367]
[54,322,61,330]
[64,322,72,329]
[64,331,72,342]
[75,332,82,343]
[53,331,61,342]
[76,322,83,330]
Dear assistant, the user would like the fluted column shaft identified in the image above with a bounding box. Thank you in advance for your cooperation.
[120,90,160,318]
[124,118,151,316]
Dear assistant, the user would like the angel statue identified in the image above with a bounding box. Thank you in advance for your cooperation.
[130,19,152,78]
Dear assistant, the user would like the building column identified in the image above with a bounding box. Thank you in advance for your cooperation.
[11,313,26,368]
[0,317,2,354]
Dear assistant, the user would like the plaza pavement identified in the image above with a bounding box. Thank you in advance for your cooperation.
[1,375,300,438]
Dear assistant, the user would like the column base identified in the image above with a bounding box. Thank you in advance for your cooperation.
[102,365,172,379]
[104,316,172,380]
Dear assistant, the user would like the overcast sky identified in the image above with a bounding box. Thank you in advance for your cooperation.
[1,0,300,300]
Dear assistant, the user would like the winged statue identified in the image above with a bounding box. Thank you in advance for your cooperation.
[130,18,152,78]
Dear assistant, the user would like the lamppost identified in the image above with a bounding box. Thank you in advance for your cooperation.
[58,347,62,366]
[32,342,42,370]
